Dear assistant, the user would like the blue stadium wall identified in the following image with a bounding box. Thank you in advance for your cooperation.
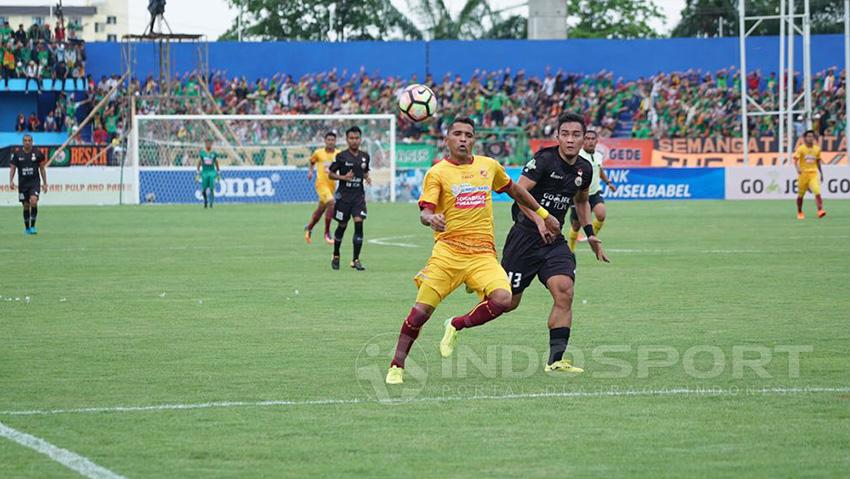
[86,35,843,81]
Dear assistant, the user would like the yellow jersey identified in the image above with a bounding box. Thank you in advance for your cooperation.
[418,155,513,256]
[794,144,821,174]
[310,148,339,187]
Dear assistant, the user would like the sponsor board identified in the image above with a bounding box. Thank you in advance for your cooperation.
[1,145,116,167]
[605,168,725,200]
[725,165,850,199]
[139,167,315,204]
[530,138,653,167]
[653,136,848,167]
[0,167,134,206]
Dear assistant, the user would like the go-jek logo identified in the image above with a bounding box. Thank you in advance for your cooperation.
[195,173,280,199]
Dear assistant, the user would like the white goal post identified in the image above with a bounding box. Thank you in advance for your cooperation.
[129,114,397,204]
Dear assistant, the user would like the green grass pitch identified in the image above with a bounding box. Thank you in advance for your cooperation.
[1,200,849,477]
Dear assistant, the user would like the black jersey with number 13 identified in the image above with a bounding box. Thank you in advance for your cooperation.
[10,149,46,187]
[329,149,371,200]
[511,146,593,231]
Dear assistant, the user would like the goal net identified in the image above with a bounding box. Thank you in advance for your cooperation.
[131,114,397,204]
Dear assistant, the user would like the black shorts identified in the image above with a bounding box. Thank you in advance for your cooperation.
[570,192,605,223]
[18,184,40,202]
[500,225,576,294]
[334,196,367,222]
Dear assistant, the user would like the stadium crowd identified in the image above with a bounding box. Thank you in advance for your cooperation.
[123,66,846,141]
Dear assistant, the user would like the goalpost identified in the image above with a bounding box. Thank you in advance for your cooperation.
[129,114,397,204]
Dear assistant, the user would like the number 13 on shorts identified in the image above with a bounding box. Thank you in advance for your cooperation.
[507,271,522,289]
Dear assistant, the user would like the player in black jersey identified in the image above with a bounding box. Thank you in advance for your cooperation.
[8,134,48,235]
[328,126,371,271]
[501,112,609,373]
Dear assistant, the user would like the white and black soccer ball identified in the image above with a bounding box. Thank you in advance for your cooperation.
[398,84,438,122]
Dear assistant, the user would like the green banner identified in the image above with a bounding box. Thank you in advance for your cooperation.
[397,143,437,168]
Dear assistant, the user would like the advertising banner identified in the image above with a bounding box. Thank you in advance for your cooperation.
[652,136,848,167]
[139,167,315,204]
[604,168,725,200]
[396,143,438,168]
[529,138,653,167]
[725,165,850,199]
[1,145,116,167]
[0,167,134,206]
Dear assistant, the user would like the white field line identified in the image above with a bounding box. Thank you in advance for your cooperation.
[367,235,421,248]
[0,421,125,479]
[1,386,847,417]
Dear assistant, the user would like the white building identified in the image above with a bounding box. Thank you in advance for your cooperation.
[0,0,129,42]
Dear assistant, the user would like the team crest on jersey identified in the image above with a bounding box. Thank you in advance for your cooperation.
[575,177,583,186]
[480,169,488,178]
[361,161,367,170]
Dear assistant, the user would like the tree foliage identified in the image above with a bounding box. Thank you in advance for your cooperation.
[672,0,845,37]
[566,0,664,39]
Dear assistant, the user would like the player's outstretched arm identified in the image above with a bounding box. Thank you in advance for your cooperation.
[600,167,617,192]
[39,161,47,193]
[8,164,16,190]
[514,176,556,244]
[505,181,560,235]
[574,189,610,263]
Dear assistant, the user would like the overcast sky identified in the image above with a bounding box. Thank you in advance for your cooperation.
[22,0,687,40]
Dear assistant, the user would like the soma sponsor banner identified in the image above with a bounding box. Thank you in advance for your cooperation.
[653,136,848,167]
[140,167,315,204]
[605,168,725,200]
[529,138,653,167]
[0,167,134,206]
[725,165,850,199]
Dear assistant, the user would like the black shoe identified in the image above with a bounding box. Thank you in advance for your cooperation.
[351,259,365,271]
[331,256,340,270]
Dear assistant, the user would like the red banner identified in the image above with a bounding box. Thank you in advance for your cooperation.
[529,138,653,167]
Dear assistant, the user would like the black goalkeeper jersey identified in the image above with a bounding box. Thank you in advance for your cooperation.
[511,146,592,231]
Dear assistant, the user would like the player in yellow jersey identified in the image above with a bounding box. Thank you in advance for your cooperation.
[305,131,339,243]
[386,118,561,385]
[794,130,826,219]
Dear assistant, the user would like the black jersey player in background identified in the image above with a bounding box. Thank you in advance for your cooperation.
[9,134,48,235]
[501,112,610,373]
[328,126,371,271]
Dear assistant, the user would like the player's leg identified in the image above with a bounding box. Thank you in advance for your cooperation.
[331,201,349,270]
[568,206,581,251]
[28,193,39,234]
[591,195,606,235]
[796,174,807,219]
[323,199,334,243]
[20,195,31,234]
[388,248,460,384]
[351,200,367,270]
[208,174,216,208]
[440,256,513,358]
[200,175,210,208]
[811,177,826,218]
[304,201,327,244]
[539,244,582,373]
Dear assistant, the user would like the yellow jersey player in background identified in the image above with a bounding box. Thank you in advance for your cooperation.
[794,130,826,220]
[305,131,339,244]
[385,117,561,385]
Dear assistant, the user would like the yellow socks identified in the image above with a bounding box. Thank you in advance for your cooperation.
[568,228,578,251]
[593,218,604,235]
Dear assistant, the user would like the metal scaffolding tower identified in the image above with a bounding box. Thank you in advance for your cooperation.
[738,0,812,165]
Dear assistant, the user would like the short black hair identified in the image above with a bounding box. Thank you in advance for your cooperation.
[557,112,586,133]
[803,129,816,137]
[346,126,361,137]
[325,131,337,138]
[448,117,475,132]
[22,133,32,140]
[584,129,598,138]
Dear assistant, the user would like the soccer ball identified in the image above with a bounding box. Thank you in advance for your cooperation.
[398,84,437,122]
